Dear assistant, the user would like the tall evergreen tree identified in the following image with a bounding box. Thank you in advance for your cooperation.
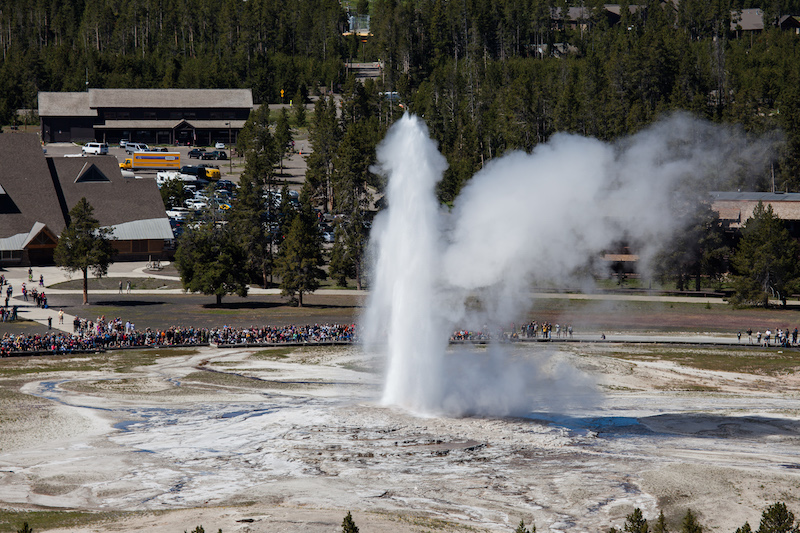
[174,223,249,305]
[341,511,359,533]
[757,502,800,533]
[275,107,293,177]
[624,508,650,533]
[53,197,115,305]
[228,173,273,288]
[652,511,669,533]
[681,509,703,533]
[306,95,340,211]
[275,185,326,306]
[731,202,800,306]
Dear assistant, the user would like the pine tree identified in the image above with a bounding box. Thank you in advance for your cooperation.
[515,518,535,533]
[229,173,273,288]
[306,95,340,212]
[681,509,703,533]
[624,508,650,533]
[737,522,753,533]
[53,197,116,305]
[341,511,359,533]
[275,185,326,307]
[757,502,800,533]
[731,202,800,307]
[275,108,293,177]
[293,89,307,127]
[329,224,354,287]
[652,510,669,533]
[17,522,33,533]
[174,223,249,306]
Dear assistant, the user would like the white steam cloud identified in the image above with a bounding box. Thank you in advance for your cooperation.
[362,113,772,417]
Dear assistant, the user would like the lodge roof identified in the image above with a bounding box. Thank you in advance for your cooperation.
[88,88,253,109]
[51,156,170,229]
[38,88,254,117]
[0,133,172,250]
[710,191,800,225]
[731,8,764,31]
[0,133,67,239]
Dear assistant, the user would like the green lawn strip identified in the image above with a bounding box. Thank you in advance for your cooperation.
[0,510,145,532]
[50,278,183,290]
[184,370,325,390]
[250,347,296,359]
[602,345,800,375]
[112,348,198,373]
[0,354,108,376]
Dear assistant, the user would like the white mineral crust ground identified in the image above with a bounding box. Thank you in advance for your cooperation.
[0,343,798,533]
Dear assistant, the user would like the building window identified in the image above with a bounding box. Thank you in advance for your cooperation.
[0,250,22,260]
[144,111,157,119]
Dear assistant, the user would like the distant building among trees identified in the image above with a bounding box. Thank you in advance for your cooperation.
[38,89,253,145]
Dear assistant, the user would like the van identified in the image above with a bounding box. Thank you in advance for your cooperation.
[82,142,109,155]
[125,142,149,154]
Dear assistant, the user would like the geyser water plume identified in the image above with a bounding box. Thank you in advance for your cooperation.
[363,115,450,412]
[364,112,772,417]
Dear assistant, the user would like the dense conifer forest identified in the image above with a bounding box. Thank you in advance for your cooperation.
[6,0,800,194]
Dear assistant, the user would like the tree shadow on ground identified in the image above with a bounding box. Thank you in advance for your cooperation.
[202,301,285,310]
[93,300,165,307]
[202,301,359,310]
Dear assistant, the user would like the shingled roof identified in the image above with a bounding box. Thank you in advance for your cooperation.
[731,8,764,31]
[88,88,253,109]
[710,191,800,227]
[0,133,67,241]
[51,156,172,234]
[0,133,172,255]
[38,92,96,117]
[38,88,254,117]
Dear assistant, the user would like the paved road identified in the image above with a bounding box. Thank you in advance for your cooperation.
[0,262,758,346]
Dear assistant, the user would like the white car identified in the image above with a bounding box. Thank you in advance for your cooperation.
[215,142,226,149]
[166,207,190,220]
[82,142,109,155]
[185,199,208,210]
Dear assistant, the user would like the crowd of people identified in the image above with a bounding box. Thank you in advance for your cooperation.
[0,315,358,356]
[741,327,799,347]
[451,321,575,341]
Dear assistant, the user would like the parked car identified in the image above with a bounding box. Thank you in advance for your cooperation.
[188,148,206,159]
[82,142,109,155]
[216,180,236,192]
[197,163,221,180]
[185,198,208,210]
[211,150,227,160]
[201,151,216,160]
[215,142,226,149]
[125,142,149,154]
[119,139,129,148]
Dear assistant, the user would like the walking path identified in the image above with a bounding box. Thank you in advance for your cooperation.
[0,263,775,346]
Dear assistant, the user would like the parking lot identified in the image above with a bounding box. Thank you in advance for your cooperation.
[44,141,240,181]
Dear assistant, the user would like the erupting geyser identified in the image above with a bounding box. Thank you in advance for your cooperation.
[364,113,772,417]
